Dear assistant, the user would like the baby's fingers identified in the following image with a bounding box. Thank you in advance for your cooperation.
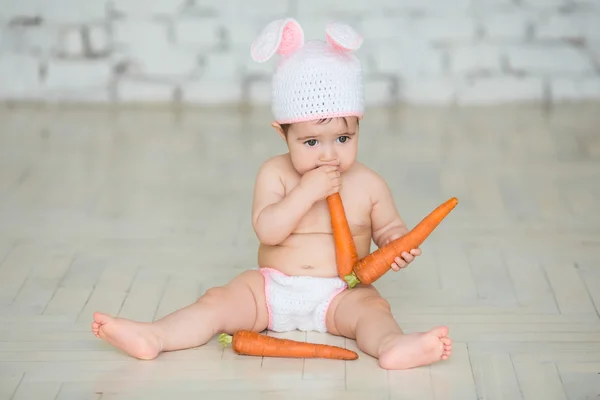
[401,251,414,263]
[393,256,407,269]
[410,248,422,256]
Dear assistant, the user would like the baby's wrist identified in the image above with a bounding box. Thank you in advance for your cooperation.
[290,184,317,212]
[294,183,316,206]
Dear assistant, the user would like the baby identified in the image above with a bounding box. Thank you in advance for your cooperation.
[91,18,452,370]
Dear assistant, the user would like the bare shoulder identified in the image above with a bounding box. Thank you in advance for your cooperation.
[349,162,390,192]
[255,153,294,180]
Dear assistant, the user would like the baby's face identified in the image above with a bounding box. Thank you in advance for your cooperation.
[283,117,359,175]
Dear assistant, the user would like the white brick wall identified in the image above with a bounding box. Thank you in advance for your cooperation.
[506,44,594,74]
[0,54,40,99]
[457,76,545,104]
[0,0,599,106]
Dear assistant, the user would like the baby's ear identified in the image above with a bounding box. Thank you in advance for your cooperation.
[325,21,363,52]
[251,18,304,63]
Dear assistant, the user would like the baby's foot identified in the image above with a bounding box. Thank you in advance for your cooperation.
[91,312,162,360]
[378,326,452,370]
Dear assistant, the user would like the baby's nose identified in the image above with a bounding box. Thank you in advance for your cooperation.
[320,146,336,161]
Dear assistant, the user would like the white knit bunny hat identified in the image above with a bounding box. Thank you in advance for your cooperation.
[251,18,364,124]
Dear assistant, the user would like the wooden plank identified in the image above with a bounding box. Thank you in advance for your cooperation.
[77,264,139,323]
[117,267,169,322]
[430,343,478,400]
[465,245,518,306]
[511,355,568,400]
[0,371,23,399]
[0,243,40,305]
[503,249,559,311]
[543,261,598,315]
[470,351,523,400]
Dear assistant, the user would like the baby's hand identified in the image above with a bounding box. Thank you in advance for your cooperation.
[390,248,421,271]
[381,233,422,271]
[298,165,341,203]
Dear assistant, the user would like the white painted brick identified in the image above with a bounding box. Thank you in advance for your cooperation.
[507,44,595,74]
[39,0,106,23]
[413,16,477,42]
[364,77,395,106]
[113,19,170,50]
[88,25,109,55]
[175,17,221,48]
[481,8,531,40]
[203,53,239,80]
[359,16,411,40]
[44,60,111,89]
[296,0,390,16]
[522,0,569,7]
[0,0,103,24]
[0,1,39,20]
[373,41,445,78]
[226,16,268,45]
[589,41,600,66]
[534,12,586,40]
[217,0,290,17]
[41,86,110,102]
[0,25,60,57]
[582,9,600,39]
[450,44,502,74]
[361,14,475,42]
[387,0,472,15]
[551,76,600,101]
[457,76,544,104]
[125,46,200,77]
[248,80,271,104]
[0,54,40,99]
[117,79,174,102]
[58,28,83,56]
[184,79,242,104]
[472,0,515,14]
[112,0,183,17]
[399,77,456,104]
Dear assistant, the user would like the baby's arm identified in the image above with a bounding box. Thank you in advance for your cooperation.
[251,159,314,246]
[369,173,409,248]
[369,171,421,269]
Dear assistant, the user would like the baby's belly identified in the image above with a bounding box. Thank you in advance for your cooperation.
[258,232,372,278]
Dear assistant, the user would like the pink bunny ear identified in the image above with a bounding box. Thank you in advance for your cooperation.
[326,21,363,52]
[251,18,304,63]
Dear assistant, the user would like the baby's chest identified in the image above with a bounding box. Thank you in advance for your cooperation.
[297,197,371,234]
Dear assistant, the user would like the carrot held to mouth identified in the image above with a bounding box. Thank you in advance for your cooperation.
[343,197,459,288]
[326,193,359,280]
[219,330,358,360]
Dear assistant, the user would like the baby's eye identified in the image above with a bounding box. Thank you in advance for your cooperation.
[337,136,350,143]
[304,139,318,147]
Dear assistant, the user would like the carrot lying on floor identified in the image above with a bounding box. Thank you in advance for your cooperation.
[344,197,459,288]
[326,193,359,279]
[219,330,358,360]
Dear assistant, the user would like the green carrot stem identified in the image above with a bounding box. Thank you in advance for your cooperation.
[344,272,360,289]
[218,333,233,347]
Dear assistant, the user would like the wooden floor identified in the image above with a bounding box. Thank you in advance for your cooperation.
[0,102,599,399]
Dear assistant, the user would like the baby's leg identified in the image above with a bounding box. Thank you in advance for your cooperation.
[325,285,452,370]
[91,270,268,360]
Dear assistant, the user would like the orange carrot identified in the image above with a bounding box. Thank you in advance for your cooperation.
[344,197,459,288]
[219,330,358,360]
[326,193,358,279]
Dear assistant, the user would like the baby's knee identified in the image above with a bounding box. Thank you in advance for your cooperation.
[197,287,229,308]
[362,295,392,313]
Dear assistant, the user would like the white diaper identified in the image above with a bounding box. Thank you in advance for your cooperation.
[259,267,348,333]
